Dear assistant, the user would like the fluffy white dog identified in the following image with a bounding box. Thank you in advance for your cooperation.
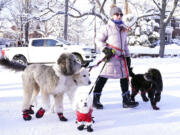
[73,92,93,132]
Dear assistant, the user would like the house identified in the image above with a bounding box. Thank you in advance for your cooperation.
[154,16,180,41]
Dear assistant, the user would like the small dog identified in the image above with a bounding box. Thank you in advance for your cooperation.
[129,68,163,110]
[73,92,94,132]
[0,53,81,121]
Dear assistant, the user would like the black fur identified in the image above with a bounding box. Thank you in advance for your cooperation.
[129,68,163,110]
[0,58,26,71]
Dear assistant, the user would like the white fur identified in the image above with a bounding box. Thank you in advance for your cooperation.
[51,68,91,113]
[73,92,93,114]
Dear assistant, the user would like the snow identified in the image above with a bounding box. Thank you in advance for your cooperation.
[129,44,180,55]
[1,46,180,135]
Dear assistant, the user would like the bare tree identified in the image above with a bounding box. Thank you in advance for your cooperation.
[153,0,179,57]
[0,0,11,11]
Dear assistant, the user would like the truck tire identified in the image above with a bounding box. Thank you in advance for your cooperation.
[13,56,27,66]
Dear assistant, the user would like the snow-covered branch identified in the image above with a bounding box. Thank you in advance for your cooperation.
[0,0,11,11]
[153,0,162,11]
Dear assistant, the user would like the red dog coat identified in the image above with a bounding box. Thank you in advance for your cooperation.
[76,109,93,122]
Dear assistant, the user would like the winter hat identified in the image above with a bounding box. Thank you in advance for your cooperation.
[110,4,123,17]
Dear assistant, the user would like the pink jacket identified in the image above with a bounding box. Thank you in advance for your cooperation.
[96,20,130,79]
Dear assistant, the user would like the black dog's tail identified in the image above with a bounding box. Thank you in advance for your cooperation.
[129,67,136,78]
[0,58,26,71]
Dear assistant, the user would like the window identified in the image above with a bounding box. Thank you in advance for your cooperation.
[175,21,180,28]
[32,40,44,47]
[46,39,57,46]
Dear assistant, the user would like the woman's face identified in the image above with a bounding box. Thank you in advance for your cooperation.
[112,13,123,21]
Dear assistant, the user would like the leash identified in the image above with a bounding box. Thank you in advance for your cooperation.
[107,43,123,52]
[88,59,108,95]
[88,56,107,72]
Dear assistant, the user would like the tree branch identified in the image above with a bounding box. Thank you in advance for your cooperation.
[153,0,162,11]
[164,0,179,26]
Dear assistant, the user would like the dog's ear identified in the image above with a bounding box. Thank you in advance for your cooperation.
[129,67,135,77]
[65,57,72,75]
[149,68,163,91]
[57,53,66,64]
[57,53,75,75]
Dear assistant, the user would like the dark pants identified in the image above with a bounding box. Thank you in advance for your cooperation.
[93,76,129,94]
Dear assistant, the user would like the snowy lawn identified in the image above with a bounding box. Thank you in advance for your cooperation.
[0,46,180,135]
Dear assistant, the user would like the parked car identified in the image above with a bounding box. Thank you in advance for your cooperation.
[1,38,96,65]
[150,40,173,48]
[171,39,180,45]
[0,40,7,50]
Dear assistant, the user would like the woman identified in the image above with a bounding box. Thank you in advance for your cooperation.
[93,5,139,109]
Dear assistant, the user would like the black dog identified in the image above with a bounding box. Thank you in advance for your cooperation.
[129,68,163,110]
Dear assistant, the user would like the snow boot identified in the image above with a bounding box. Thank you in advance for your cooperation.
[23,110,32,121]
[57,113,68,121]
[122,91,139,108]
[93,93,103,109]
[36,108,45,118]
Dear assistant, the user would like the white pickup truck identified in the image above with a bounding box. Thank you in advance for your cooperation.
[1,38,96,65]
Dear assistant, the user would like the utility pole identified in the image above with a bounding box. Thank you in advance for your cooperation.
[64,0,69,40]
[124,0,128,14]
[112,0,116,4]
[93,0,96,51]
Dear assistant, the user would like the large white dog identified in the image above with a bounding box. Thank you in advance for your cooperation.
[0,53,82,121]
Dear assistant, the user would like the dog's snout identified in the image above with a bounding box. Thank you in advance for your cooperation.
[84,102,87,107]
[88,81,91,85]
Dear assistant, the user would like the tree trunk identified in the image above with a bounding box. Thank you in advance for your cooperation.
[64,0,68,40]
[159,24,166,57]
[159,0,166,58]
[25,0,30,44]
[25,22,29,44]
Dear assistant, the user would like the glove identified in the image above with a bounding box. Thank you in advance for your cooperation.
[102,47,115,60]
[126,57,131,70]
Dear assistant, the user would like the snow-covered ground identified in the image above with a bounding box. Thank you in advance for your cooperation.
[0,45,180,135]
[129,44,180,55]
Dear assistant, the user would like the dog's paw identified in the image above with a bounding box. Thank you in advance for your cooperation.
[142,97,149,102]
[87,125,93,132]
[23,110,32,121]
[152,105,160,110]
[28,105,34,114]
[130,96,135,102]
[77,125,85,131]
[36,108,45,118]
[57,113,68,121]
